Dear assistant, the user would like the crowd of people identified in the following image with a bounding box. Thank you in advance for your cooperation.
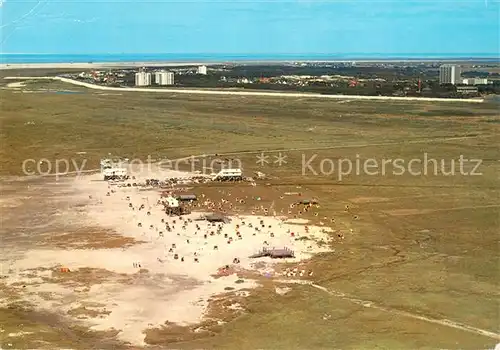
[98,178,335,278]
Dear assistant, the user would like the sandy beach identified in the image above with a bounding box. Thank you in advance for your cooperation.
[2,164,333,345]
[0,62,219,70]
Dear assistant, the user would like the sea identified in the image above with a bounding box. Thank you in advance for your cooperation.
[1,53,499,64]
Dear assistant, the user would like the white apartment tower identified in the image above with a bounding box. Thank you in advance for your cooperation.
[439,64,461,85]
[154,71,174,85]
[135,72,152,86]
[197,65,207,75]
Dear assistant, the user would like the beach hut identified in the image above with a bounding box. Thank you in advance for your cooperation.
[204,213,231,223]
[163,196,189,215]
[211,168,243,182]
[177,194,197,202]
[249,247,295,259]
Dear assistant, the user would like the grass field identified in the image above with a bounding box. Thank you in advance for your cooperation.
[1,79,499,349]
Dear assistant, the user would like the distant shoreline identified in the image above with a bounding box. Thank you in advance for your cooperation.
[0,62,218,70]
[1,58,499,70]
[1,52,499,70]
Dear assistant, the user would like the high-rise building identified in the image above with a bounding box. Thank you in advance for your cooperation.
[439,65,461,85]
[197,65,207,75]
[154,71,174,85]
[135,72,151,86]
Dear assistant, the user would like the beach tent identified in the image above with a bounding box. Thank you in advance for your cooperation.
[204,214,231,223]
[177,194,197,201]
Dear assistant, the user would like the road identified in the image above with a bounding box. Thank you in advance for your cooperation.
[3,76,485,103]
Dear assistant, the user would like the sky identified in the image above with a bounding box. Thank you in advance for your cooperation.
[0,0,499,56]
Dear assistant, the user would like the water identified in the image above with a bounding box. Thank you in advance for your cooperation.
[1,53,499,64]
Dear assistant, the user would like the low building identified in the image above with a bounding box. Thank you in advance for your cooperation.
[102,168,127,181]
[154,71,174,85]
[164,196,179,208]
[456,86,479,94]
[462,78,488,85]
[163,196,189,215]
[212,168,243,181]
[101,158,128,180]
[197,65,207,75]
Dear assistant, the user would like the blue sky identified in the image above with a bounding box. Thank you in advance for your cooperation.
[1,0,499,56]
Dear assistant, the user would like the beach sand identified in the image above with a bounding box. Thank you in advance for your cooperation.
[2,164,333,345]
[0,62,215,70]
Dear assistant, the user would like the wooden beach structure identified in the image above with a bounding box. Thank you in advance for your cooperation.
[249,247,295,259]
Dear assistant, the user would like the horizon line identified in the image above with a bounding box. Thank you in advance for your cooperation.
[1,52,499,56]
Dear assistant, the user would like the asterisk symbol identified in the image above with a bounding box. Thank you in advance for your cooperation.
[274,152,287,166]
[256,152,269,166]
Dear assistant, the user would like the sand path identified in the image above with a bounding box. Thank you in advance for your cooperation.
[281,280,500,341]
